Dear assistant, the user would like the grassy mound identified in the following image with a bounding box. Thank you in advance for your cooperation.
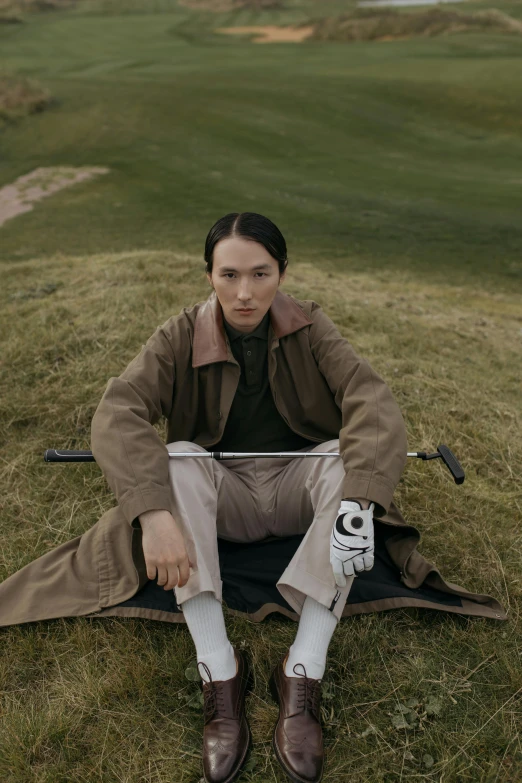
[0,73,51,125]
[0,0,74,19]
[304,7,522,42]
[0,0,20,21]
[179,0,282,10]
[0,0,74,11]
[0,249,520,781]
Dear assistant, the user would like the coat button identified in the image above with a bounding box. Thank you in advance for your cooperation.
[218,411,222,419]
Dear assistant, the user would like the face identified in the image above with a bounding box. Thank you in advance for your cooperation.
[206,236,286,333]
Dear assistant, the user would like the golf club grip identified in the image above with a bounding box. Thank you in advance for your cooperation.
[44,449,96,462]
[437,444,465,484]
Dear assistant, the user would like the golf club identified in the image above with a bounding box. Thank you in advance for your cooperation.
[43,444,465,484]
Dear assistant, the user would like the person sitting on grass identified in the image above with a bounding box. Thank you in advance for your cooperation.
[91,211,407,783]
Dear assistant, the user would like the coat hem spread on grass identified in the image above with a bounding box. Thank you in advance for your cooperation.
[0,516,507,628]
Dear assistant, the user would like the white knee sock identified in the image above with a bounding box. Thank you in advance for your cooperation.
[180,591,237,683]
[284,595,338,680]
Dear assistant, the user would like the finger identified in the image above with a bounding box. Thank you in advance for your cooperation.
[334,571,346,588]
[146,564,157,581]
[156,566,168,586]
[164,564,179,591]
[177,557,190,588]
[352,556,365,573]
[331,559,346,587]
[342,559,355,578]
[363,554,374,571]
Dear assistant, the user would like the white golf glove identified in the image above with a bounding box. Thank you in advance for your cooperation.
[330,500,375,586]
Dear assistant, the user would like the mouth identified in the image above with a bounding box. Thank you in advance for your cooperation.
[236,309,254,313]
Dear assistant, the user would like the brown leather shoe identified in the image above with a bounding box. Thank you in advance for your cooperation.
[198,647,253,783]
[269,653,324,783]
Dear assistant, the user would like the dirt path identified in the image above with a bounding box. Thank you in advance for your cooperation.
[0,166,109,228]
[215,25,315,43]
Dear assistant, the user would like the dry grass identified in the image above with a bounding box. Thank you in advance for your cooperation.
[0,73,51,124]
[1,251,521,781]
[304,7,522,42]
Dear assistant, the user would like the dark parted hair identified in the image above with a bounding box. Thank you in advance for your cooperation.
[204,212,289,276]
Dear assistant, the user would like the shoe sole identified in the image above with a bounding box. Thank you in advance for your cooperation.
[203,656,254,783]
[269,667,323,783]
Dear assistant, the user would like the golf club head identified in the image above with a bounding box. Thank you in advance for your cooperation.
[437,444,465,484]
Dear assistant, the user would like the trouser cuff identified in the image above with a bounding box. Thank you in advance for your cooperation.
[174,568,223,610]
[276,568,353,621]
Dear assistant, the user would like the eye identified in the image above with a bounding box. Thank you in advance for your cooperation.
[222,272,267,278]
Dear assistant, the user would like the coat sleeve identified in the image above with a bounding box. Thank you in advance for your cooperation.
[90,322,177,527]
[308,301,408,518]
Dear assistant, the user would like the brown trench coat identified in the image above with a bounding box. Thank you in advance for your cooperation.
[0,290,506,626]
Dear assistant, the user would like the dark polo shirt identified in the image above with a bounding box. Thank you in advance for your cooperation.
[211,310,317,453]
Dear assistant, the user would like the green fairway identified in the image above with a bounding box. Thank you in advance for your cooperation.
[1,0,521,289]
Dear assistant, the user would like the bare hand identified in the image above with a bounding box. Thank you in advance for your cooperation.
[139,509,195,590]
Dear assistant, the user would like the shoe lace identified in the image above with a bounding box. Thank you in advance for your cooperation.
[198,661,227,723]
[292,663,322,720]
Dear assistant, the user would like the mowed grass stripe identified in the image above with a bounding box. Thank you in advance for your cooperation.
[0,89,520,288]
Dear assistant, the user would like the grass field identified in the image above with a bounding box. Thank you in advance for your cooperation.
[1,0,522,289]
[1,1,521,781]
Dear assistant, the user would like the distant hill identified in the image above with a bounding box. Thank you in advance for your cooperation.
[303,7,522,42]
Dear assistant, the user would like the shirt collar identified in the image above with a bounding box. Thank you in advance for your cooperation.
[223,310,270,342]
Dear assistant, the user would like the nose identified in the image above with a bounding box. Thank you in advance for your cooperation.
[238,281,253,303]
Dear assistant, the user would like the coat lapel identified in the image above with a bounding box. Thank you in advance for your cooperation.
[192,289,313,368]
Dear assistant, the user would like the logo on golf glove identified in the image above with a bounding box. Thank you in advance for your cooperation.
[330,500,375,586]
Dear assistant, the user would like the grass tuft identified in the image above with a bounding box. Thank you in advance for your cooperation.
[0,72,51,125]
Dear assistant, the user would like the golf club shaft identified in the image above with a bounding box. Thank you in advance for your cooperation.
[45,449,421,461]
[43,446,465,483]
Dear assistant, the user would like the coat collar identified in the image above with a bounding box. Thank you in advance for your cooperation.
[192,289,313,368]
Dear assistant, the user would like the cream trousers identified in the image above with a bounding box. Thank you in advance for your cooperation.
[167,438,354,621]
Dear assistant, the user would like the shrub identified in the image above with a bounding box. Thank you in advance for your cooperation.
[0,73,51,124]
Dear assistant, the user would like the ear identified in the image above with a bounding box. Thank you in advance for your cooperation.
[206,272,213,287]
